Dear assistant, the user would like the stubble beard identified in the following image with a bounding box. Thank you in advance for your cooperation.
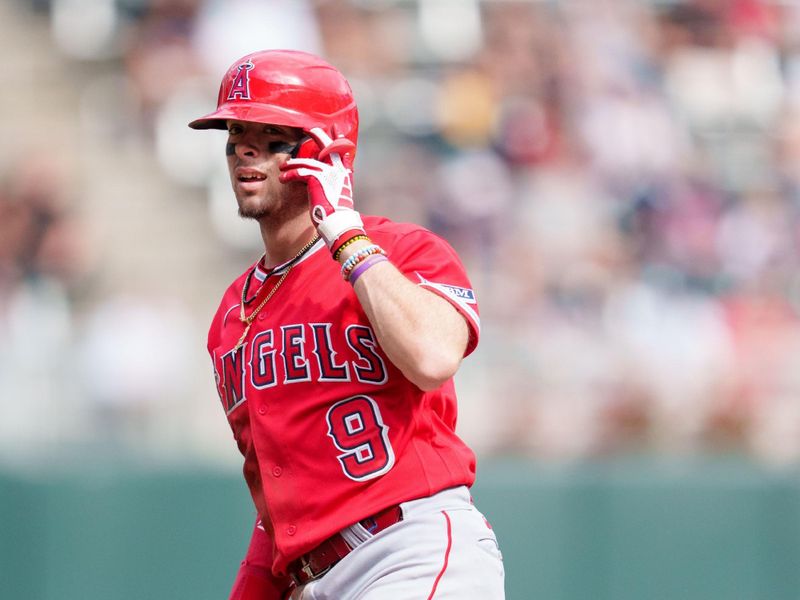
[236,186,307,223]
[238,201,270,220]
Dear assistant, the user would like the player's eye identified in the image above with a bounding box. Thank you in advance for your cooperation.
[227,124,243,136]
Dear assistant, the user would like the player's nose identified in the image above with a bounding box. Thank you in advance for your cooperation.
[233,138,259,159]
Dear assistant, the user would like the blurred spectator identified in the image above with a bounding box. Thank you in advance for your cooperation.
[191,0,322,77]
[124,0,204,135]
[0,155,89,290]
[10,0,800,467]
[0,154,93,456]
[76,293,195,450]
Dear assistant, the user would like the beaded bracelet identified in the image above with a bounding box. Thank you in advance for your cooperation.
[349,254,388,285]
[340,245,386,280]
[335,227,368,248]
[332,234,369,262]
[341,245,385,279]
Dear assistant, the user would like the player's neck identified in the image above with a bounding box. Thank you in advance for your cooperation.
[259,218,317,270]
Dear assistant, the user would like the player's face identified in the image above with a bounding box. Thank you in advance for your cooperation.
[225,120,306,220]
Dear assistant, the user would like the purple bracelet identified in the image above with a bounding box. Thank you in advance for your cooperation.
[348,254,388,285]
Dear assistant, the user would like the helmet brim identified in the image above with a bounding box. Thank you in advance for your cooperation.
[188,104,316,131]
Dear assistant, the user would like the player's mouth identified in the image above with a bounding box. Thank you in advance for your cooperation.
[235,168,267,191]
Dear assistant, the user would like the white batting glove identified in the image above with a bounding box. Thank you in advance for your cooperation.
[279,127,364,248]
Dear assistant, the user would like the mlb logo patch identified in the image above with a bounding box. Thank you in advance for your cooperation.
[438,283,476,303]
[417,275,477,305]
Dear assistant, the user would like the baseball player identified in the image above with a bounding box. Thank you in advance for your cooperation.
[189,49,505,600]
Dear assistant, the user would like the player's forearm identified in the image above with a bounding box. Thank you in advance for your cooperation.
[350,259,469,390]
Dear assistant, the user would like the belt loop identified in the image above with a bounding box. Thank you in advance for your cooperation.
[340,523,371,549]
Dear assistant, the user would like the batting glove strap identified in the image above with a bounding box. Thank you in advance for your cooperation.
[317,210,365,247]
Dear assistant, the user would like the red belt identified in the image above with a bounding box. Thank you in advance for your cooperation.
[287,504,403,586]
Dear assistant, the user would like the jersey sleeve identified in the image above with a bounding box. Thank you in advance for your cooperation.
[385,228,481,356]
[228,519,293,600]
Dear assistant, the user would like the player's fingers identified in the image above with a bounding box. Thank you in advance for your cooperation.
[318,138,356,161]
[278,166,324,184]
[280,158,325,172]
[305,127,355,161]
[305,127,334,149]
[278,168,306,184]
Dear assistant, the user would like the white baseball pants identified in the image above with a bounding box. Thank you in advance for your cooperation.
[290,485,505,600]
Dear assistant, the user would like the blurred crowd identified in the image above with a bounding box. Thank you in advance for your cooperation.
[4,0,800,466]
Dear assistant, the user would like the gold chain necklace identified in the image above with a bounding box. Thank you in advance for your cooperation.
[233,234,319,351]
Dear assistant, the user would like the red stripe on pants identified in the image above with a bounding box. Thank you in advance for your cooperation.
[427,511,453,600]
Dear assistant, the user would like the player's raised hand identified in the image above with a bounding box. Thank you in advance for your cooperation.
[279,126,364,249]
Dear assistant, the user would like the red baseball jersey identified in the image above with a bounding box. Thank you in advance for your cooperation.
[207,216,481,575]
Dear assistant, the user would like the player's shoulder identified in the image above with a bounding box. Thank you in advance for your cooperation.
[362,214,427,235]
[362,215,447,247]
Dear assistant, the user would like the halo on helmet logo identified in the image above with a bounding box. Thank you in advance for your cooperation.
[227,60,255,101]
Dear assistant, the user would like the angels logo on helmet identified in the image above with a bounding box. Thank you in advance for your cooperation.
[227,60,254,101]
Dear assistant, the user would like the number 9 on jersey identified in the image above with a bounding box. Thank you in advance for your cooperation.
[326,395,396,481]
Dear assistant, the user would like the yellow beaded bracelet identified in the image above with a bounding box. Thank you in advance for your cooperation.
[333,234,370,262]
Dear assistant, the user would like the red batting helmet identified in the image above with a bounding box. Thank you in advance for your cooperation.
[189,49,359,151]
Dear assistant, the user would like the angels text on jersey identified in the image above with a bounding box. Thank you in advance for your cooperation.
[213,322,388,415]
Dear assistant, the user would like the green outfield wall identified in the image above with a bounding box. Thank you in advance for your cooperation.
[2,458,799,600]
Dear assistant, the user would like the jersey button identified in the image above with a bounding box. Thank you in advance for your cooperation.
[272,466,282,477]
[257,405,267,415]
[258,313,267,321]
[287,525,297,536]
